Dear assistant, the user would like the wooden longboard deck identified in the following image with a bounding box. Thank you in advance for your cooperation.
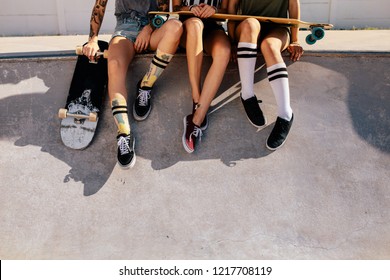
[149,11,333,29]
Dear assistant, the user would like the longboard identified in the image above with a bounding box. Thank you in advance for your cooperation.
[149,11,333,45]
[58,40,108,149]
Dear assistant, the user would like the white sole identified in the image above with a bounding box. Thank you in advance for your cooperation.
[182,116,194,153]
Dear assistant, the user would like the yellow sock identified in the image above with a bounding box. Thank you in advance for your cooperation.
[111,93,130,135]
[141,49,173,88]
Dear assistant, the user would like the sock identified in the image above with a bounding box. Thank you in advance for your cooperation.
[237,42,257,100]
[141,49,173,88]
[267,62,293,121]
[111,93,130,135]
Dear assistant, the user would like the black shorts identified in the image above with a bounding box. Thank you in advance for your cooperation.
[202,19,225,38]
[258,23,290,42]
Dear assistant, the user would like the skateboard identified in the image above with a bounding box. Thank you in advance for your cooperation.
[58,40,108,149]
[149,11,333,45]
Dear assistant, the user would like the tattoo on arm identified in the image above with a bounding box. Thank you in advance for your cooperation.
[89,0,108,39]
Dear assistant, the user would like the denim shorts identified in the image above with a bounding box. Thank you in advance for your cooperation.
[112,16,148,43]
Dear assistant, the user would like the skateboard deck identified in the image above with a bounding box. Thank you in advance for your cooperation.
[58,40,108,149]
[149,11,333,45]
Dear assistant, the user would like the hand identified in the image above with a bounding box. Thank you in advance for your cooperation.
[287,42,304,62]
[191,3,216,18]
[134,26,152,53]
[83,40,100,62]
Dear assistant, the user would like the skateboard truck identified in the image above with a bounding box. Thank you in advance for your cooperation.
[58,108,98,122]
[75,46,108,63]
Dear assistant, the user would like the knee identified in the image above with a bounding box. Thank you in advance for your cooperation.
[212,40,231,62]
[260,40,280,55]
[239,18,260,38]
[163,19,183,39]
[108,57,126,77]
[184,18,204,34]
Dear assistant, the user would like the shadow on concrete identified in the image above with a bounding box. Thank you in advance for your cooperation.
[0,59,116,195]
[129,57,274,171]
[1,54,389,195]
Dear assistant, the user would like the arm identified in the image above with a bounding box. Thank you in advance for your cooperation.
[173,0,220,18]
[288,0,300,44]
[84,0,108,59]
[134,2,159,53]
[227,0,239,43]
[287,0,304,61]
[227,0,240,62]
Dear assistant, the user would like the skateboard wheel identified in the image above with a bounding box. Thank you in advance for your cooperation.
[311,27,325,40]
[58,108,68,119]
[152,15,165,28]
[89,112,98,122]
[306,34,317,45]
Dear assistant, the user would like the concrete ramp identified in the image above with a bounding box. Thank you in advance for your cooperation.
[0,52,389,259]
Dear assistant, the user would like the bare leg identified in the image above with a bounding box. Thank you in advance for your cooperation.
[260,28,290,67]
[108,36,135,134]
[181,18,204,104]
[192,29,231,126]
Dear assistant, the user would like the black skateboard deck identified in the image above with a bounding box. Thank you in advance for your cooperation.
[58,40,108,149]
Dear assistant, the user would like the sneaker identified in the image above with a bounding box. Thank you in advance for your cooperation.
[241,96,266,128]
[266,114,294,151]
[133,80,152,121]
[182,115,203,153]
[117,133,136,169]
[192,102,208,130]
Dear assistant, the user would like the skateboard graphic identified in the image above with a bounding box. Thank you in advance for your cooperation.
[149,11,333,45]
[58,40,108,149]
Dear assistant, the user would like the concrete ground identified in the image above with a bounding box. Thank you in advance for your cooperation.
[0,31,389,259]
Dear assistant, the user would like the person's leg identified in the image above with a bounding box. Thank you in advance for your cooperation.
[192,29,231,126]
[133,19,183,121]
[235,18,259,100]
[235,18,266,128]
[108,36,136,168]
[180,18,204,153]
[261,28,294,150]
[182,17,204,104]
[183,28,231,153]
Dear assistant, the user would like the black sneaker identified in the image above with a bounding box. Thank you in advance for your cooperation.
[182,114,203,153]
[241,95,266,128]
[192,102,208,130]
[266,114,294,150]
[117,133,136,169]
[133,80,152,121]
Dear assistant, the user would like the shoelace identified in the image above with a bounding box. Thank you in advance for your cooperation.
[190,126,203,142]
[137,89,151,106]
[117,136,131,155]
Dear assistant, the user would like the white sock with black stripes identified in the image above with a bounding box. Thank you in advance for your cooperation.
[237,42,257,100]
[267,62,293,121]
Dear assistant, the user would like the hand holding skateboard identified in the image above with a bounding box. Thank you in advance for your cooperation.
[76,43,108,63]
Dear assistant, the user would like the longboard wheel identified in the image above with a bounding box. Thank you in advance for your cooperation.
[58,108,68,119]
[152,15,165,28]
[311,27,325,40]
[89,112,98,122]
[306,34,317,45]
